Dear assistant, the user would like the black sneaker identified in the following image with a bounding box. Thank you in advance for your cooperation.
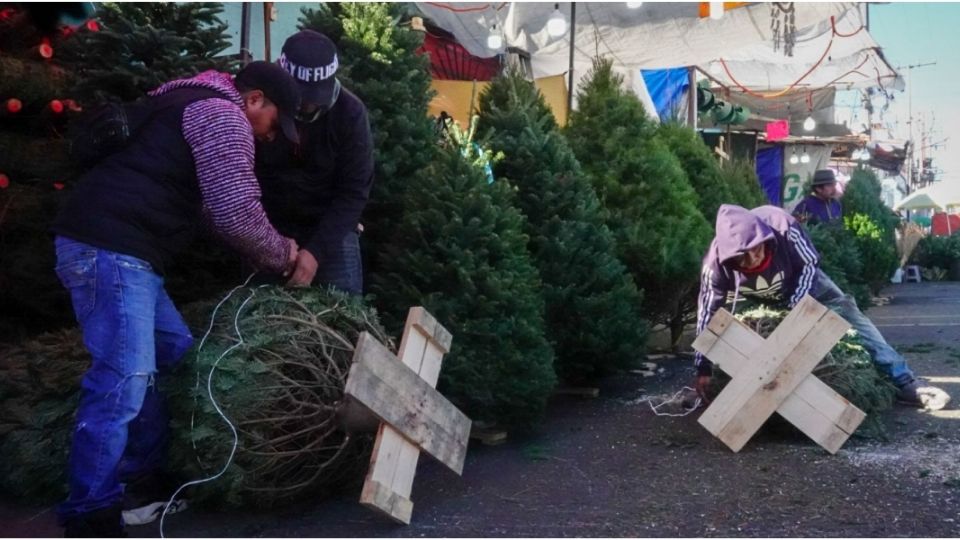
[121,473,188,526]
[897,379,951,411]
[64,505,125,538]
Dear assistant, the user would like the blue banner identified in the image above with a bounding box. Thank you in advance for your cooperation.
[755,146,783,206]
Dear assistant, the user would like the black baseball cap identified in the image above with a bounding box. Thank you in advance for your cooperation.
[278,30,340,108]
[235,61,301,144]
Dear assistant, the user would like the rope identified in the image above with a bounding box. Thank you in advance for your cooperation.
[638,386,703,417]
[715,15,869,99]
[160,274,264,538]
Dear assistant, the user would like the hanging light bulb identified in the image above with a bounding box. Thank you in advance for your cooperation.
[547,3,567,37]
[851,149,862,160]
[859,148,871,161]
[626,2,643,8]
[789,152,799,165]
[803,115,816,132]
[800,150,811,164]
[709,2,724,20]
[487,24,503,50]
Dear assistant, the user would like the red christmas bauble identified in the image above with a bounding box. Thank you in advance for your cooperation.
[53,182,65,191]
[0,8,15,21]
[86,20,100,32]
[49,100,65,114]
[0,174,9,189]
[39,42,54,59]
[6,98,22,114]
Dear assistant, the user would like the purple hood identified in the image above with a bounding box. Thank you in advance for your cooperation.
[713,204,776,266]
[148,70,243,108]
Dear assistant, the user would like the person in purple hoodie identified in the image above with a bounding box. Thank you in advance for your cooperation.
[792,169,843,226]
[693,204,950,412]
[50,62,302,537]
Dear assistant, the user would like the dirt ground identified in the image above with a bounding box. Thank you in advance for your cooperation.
[3,282,960,537]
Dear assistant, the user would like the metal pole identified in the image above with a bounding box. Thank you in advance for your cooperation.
[687,66,697,128]
[240,2,251,65]
[566,2,576,124]
[263,2,273,63]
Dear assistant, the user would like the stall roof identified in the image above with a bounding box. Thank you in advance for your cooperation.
[415,2,899,102]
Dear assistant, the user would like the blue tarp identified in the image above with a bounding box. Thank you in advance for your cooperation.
[755,146,783,206]
[640,67,689,121]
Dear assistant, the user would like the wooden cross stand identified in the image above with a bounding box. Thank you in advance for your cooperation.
[691,296,866,454]
[343,307,471,524]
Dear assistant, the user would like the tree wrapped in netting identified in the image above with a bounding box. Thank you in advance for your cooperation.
[565,58,712,346]
[477,70,647,383]
[807,222,872,308]
[297,3,437,291]
[369,141,556,430]
[0,287,389,507]
[709,306,896,439]
[842,168,900,295]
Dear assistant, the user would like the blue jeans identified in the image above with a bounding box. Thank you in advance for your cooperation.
[312,230,363,295]
[811,269,914,386]
[54,237,193,522]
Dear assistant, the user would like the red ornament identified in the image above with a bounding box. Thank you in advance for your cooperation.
[39,38,54,59]
[0,174,9,189]
[49,100,65,114]
[85,19,100,32]
[0,8,15,21]
[53,182,65,191]
[60,26,75,38]
[5,98,22,114]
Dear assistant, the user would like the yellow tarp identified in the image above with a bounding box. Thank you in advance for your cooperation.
[428,74,569,129]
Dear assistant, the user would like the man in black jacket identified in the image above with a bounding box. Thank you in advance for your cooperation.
[256,29,374,294]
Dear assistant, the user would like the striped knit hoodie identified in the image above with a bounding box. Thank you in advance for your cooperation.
[147,70,291,273]
[694,205,821,375]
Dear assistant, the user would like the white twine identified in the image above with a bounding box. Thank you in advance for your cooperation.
[638,386,703,417]
[159,273,262,538]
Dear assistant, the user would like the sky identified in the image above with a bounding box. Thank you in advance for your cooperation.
[848,2,960,183]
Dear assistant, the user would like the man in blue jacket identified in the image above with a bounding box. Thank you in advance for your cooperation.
[693,204,949,411]
[255,29,374,294]
[792,169,843,225]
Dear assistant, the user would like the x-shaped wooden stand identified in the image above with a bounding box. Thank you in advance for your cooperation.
[344,307,470,524]
[692,295,866,454]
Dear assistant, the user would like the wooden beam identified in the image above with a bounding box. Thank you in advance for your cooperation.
[345,332,470,474]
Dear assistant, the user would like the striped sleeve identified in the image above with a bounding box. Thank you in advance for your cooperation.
[787,225,820,307]
[694,264,728,375]
[182,99,290,274]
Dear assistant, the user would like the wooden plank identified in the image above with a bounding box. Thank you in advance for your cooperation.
[390,341,446,501]
[470,428,508,446]
[712,309,851,452]
[698,297,831,437]
[345,332,470,474]
[775,393,851,454]
[364,325,430,492]
[406,306,453,354]
[360,478,413,524]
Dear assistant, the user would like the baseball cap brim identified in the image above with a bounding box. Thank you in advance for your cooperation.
[279,112,299,145]
[299,78,335,108]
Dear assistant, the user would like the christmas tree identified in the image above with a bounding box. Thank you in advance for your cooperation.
[477,70,647,383]
[566,58,712,346]
[842,168,899,295]
[298,3,437,294]
[58,2,236,104]
[0,3,243,342]
[369,140,556,430]
[0,5,87,342]
[807,222,872,308]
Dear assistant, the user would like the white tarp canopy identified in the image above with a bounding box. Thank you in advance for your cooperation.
[894,181,960,212]
[415,2,900,106]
